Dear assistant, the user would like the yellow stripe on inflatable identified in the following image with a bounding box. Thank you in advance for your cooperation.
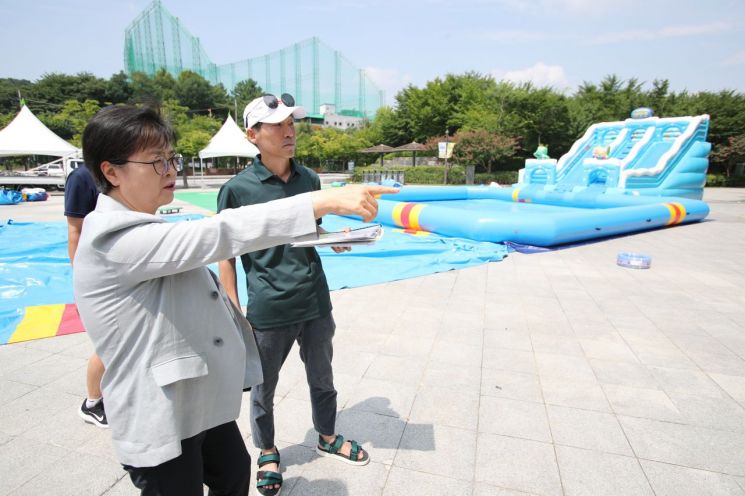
[392,202,406,227]
[512,189,520,202]
[392,228,429,236]
[409,204,426,231]
[663,203,675,225]
[8,304,66,344]
[663,202,686,226]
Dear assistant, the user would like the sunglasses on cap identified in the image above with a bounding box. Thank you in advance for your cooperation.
[244,93,298,129]
[262,93,295,109]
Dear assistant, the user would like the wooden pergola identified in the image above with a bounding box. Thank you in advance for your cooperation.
[359,144,395,166]
[393,141,429,167]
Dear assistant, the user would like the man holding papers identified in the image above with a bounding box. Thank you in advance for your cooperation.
[218,94,376,496]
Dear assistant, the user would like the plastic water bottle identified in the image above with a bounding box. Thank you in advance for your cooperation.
[616,252,651,269]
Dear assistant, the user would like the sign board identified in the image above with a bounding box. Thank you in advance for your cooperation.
[438,142,455,159]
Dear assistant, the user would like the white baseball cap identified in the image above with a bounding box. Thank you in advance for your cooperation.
[243,93,307,130]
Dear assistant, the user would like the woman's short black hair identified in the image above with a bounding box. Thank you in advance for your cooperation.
[82,105,176,194]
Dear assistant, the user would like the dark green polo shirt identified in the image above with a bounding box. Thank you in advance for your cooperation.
[216,156,332,329]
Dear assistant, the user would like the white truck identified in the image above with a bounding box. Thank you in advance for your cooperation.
[0,153,85,190]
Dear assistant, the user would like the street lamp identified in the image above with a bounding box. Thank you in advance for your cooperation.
[444,128,449,168]
[443,128,449,184]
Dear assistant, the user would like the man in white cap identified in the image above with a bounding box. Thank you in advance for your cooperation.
[218,94,369,496]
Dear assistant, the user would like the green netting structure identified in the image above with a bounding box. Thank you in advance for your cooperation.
[124,0,384,119]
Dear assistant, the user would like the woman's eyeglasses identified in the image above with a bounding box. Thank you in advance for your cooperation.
[113,154,183,176]
[262,93,295,109]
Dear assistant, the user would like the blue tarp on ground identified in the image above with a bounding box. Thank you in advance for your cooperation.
[0,215,508,339]
[0,220,72,342]
[316,215,509,290]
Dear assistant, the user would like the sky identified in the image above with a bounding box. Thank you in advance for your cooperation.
[1,0,744,106]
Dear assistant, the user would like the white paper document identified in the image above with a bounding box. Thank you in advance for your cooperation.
[290,224,384,248]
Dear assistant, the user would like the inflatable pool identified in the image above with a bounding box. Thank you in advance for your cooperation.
[374,185,709,246]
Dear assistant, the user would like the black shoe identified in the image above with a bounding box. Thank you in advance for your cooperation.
[79,399,109,429]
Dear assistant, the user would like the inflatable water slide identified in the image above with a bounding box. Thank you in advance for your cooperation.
[520,111,711,199]
[371,110,712,247]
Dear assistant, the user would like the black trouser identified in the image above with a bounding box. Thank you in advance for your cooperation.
[250,313,337,449]
[123,421,250,496]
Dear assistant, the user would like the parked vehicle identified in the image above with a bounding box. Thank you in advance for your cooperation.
[0,153,84,190]
[24,163,65,177]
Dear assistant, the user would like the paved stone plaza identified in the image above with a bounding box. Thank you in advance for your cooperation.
[1,188,744,495]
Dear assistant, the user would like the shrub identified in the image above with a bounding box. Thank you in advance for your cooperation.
[706,174,745,187]
[352,165,466,185]
[474,171,519,185]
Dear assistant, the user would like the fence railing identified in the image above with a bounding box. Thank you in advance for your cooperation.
[362,170,405,184]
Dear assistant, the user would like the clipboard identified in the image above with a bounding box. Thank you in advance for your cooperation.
[290,224,384,248]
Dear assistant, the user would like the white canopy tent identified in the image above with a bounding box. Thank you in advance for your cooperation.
[198,113,258,176]
[0,105,79,157]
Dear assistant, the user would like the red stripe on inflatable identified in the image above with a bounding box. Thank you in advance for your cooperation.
[400,203,416,228]
[674,203,685,224]
[57,304,85,336]
[669,203,680,225]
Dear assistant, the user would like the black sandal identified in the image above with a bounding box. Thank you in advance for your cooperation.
[316,434,370,466]
[256,449,282,496]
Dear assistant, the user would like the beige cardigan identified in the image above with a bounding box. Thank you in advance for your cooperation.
[73,193,318,467]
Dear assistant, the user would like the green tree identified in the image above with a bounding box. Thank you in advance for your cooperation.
[41,99,101,145]
[177,129,212,161]
[130,71,163,105]
[77,73,109,103]
[644,79,670,116]
[0,78,33,113]
[570,74,643,136]
[445,72,499,131]
[104,71,133,104]
[358,106,403,148]
[152,69,178,102]
[160,99,190,129]
[231,79,263,119]
[395,82,447,142]
[710,135,745,177]
[294,123,317,167]
[0,112,15,135]
[211,83,231,118]
[295,125,371,170]
[30,72,107,105]
[162,98,221,162]
[453,130,518,173]
[683,90,745,149]
[175,128,212,186]
[175,70,228,115]
[395,72,510,143]
[180,114,221,136]
[490,84,573,157]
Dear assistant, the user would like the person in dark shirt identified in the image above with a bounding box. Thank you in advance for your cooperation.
[218,94,369,496]
[64,165,107,428]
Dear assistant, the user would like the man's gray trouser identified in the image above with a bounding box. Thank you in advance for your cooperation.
[250,313,337,450]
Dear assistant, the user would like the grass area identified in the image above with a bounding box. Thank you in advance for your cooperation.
[174,191,218,212]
